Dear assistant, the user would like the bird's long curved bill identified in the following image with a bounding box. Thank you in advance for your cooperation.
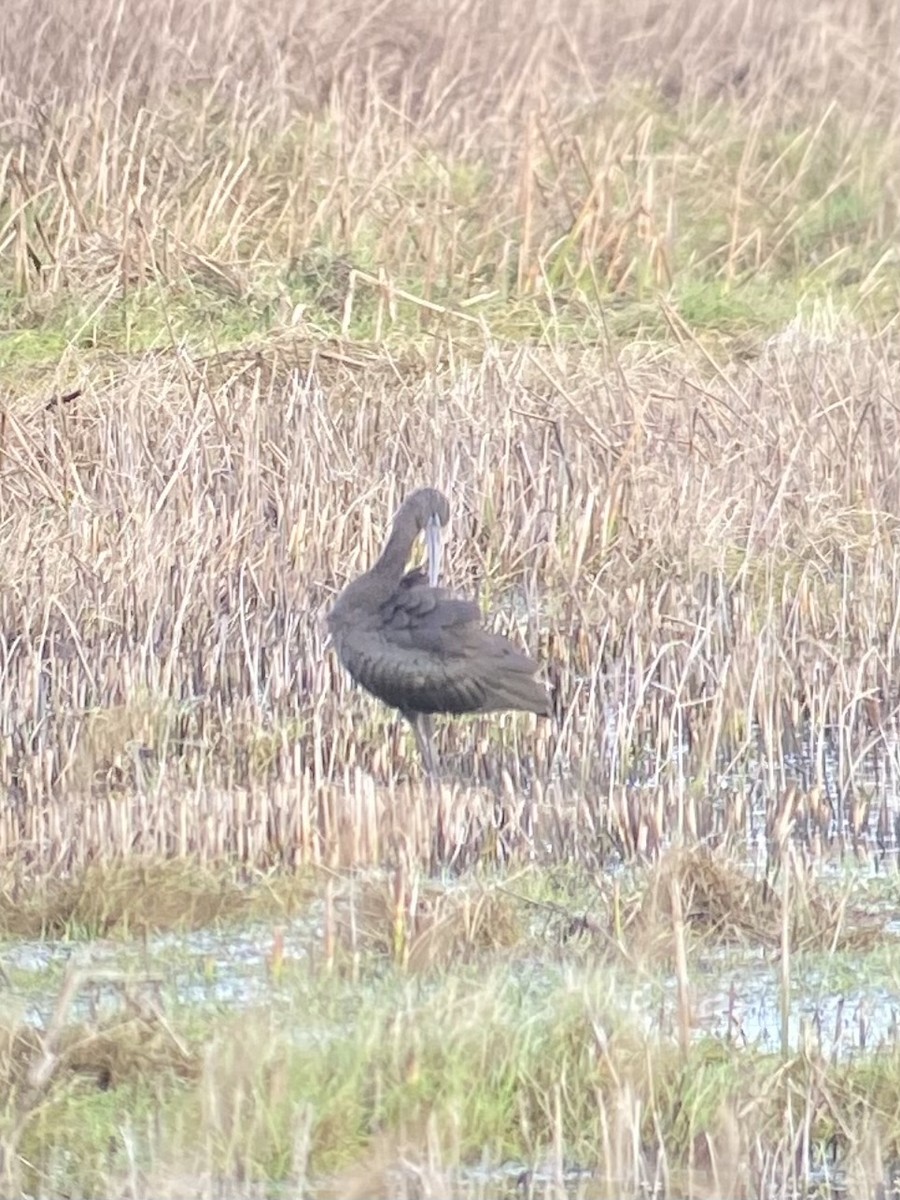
[425,514,443,587]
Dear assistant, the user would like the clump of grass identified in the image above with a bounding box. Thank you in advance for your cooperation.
[0,859,315,938]
[622,847,886,958]
[320,865,524,974]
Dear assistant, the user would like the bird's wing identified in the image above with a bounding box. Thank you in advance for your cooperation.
[329,587,482,712]
[334,580,547,716]
[350,586,541,715]
[339,630,486,714]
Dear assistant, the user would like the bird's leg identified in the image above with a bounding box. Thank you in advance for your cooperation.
[405,711,439,776]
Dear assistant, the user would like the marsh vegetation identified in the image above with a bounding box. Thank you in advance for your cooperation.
[3,0,900,1193]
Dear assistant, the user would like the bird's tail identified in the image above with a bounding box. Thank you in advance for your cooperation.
[478,651,552,717]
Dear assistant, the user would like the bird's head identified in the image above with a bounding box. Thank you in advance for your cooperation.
[404,487,450,586]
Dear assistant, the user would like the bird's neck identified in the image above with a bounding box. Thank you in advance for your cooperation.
[370,516,416,583]
[327,513,420,632]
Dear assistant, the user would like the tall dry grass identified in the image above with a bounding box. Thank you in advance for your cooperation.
[4,0,899,309]
[2,0,900,872]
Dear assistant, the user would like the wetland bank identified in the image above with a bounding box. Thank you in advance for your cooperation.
[3,0,900,1194]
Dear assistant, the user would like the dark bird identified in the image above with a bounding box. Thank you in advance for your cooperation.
[326,487,551,774]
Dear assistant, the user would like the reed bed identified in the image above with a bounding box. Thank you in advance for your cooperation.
[2,0,900,873]
[3,337,900,871]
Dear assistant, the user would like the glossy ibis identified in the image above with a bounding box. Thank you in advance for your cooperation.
[326,487,550,773]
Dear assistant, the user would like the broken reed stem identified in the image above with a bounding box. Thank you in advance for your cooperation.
[780,845,792,1060]
[670,871,692,1056]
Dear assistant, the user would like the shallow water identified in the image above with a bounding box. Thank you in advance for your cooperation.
[3,880,898,1063]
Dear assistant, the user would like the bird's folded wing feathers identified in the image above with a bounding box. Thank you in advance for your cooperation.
[380,588,481,636]
[346,635,488,713]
